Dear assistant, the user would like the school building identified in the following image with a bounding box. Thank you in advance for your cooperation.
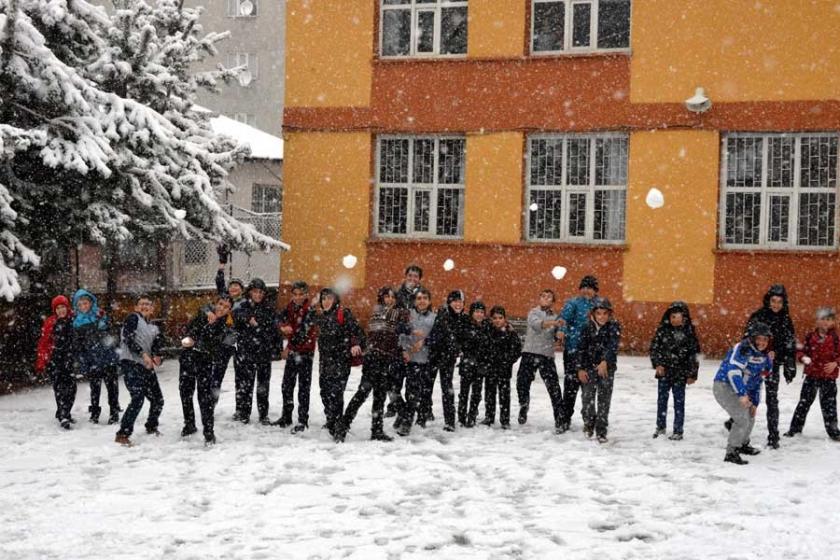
[280,0,840,354]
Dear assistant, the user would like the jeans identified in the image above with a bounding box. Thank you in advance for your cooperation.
[281,352,314,425]
[235,358,271,421]
[89,364,119,417]
[117,361,164,437]
[484,367,512,425]
[581,369,615,437]
[656,377,686,434]
[342,354,394,435]
[516,352,565,426]
[458,359,484,425]
[789,377,840,437]
[179,351,219,438]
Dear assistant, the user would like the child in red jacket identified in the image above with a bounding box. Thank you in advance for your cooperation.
[785,307,840,441]
[35,295,77,429]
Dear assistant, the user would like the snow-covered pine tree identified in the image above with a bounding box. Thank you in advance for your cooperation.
[0,0,281,301]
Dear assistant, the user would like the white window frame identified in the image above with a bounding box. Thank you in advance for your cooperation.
[719,132,840,251]
[252,183,282,214]
[530,0,631,55]
[525,132,628,245]
[379,0,468,59]
[226,0,258,18]
[374,135,466,240]
[230,52,259,83]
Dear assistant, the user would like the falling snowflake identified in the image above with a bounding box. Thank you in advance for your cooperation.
[529,203,539,212]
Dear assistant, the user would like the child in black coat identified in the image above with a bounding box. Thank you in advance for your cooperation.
[576,297,621,443]
[457,302,491,427]
[649,301,700,440]
[482,306,522,429]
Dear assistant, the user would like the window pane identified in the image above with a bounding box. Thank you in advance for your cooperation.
[767,195,790,243]
[767,137,794,188]
[252,184,281,214]
[416,11,435,54]
[568,192,587,237]
[413,139,435,183]
[378,187,408,234]
[379,139,410,183]
[382,9,411,56]
[725,192,761,244]
[595,137,627,186]
[440,7,468,55]
[594,190,625,240]
[529,190,563,240]
[383,0,410,4]
[572,3,592,48]
[530,139,563,186]
[436,188,463,236]
[533,1,565,52]
[566,138,590,186]
[597,0,630,49]
[414,190,431,233]
[798,192,835,246]
[438,139,465,184]
[800,136,838,189]
[726,137,763,188]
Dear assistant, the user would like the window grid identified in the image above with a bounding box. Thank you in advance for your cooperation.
[380,0,468,58]
[527,133,627,243]
[230,52,259,83]
[376,136,465,239]
[226,0,258,18]
[531,0,631,55]
[720,133,840,250]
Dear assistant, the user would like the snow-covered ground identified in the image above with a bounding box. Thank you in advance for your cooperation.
[2,356,839,560]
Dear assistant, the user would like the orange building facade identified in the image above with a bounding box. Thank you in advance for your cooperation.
[281,0,840,354]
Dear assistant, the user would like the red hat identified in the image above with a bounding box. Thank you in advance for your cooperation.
[51,295,70,313]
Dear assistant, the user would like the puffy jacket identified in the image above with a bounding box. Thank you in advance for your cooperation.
[307,305,367,363]
[233,299,278,363]
[35,295,71,374]
[575,318,622,375]
[744,285,796,360]
[714,339,772,405]
[798,329,840,380]
[72,289,118,375]
[459,319,492,368]
[428,305,468,365]
[649,302,701,382]
[487,324,522,374]
[183,309,230,360]
[279,299,317,354]
[560,296,596,353]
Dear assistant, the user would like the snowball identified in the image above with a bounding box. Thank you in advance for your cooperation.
[551,266,567,280]
[334,274,353,296]
[443,258,455,271]
[646,188,665,209]
[342,254,358,269]
[173,209,187,220]
[181,337,194,348]
[529,203,539,212]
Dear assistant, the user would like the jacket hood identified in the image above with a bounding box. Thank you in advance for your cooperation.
[72,289,98,312]
[762,284,790,313]
[659,301,694,328]
[51,295,70,314]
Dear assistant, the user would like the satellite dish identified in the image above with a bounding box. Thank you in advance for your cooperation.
[238,69,253,87]
[239,0,254,16]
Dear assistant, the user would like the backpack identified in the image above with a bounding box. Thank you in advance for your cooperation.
[337,307,364,367]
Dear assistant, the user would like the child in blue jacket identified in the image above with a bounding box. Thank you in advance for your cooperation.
[712,323,773,465]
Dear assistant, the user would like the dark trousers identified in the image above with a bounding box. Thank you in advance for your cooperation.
[765,363,781,442]
[458,360,484,425]
[789,377,840,437]
[516,352,565,425]
[49,362,76,422]
[235,358,271,421]
[342,354,393,435]
[399,362,433,427]
[179,352,218,438]
[117,361,164,437]
[581,370,615,437]
[320,355,351,432]
[656,377,686,434]
[562,349,581,425]
[212,346,234,391]
[89,364,119,416]
[387,361,408,415]
[426,357,457,428]
[484,368,512,425]
[280,352,314,425]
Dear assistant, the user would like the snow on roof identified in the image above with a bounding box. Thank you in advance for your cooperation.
[208,113,283,161]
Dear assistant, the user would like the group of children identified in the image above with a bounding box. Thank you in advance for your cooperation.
[35,260,840,463]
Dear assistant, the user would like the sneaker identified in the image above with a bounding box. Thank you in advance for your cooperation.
[146,427,162,436]
[115,434,133,446]
[555,423,567,435]
[239,417,250,425]
[724,450,748,465]
[668,433,683,441]
[501,423,511,430]
[443,425,455,433]
[723,418,733,432]
[480,418,494,427]
[783,430,798,438]
[518,406,528,425]
[396,423,411,437]
[204,435,216,447]
[653,428,666,439]
[583,425,594,438]
[272,417,292,428]
[259,417,273,426]
[597,435,608,444]
[108,410,121,425]
[291,423,307,434]
[737,444,761,456]
[371,432,394,442]
[766,439,780,450]
[60,420,72,430]
[181,425,198,438]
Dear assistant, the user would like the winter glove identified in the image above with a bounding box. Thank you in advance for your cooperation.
[217,244,230,265]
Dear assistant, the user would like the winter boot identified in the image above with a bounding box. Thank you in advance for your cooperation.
[668,433,683,441]
[146,426,162,436]
[272,415,293,428]
[291,423,307,434]
[396,423,412,437]
[181,425,198,438]
[108,409,121,425]
[724,450,748,465]
[518,405,528,425]
[766,437,780,450]
[89,406,101,424]
[737,444,761,456]
[60,419,72,430]
[371,431,393,442]
[653,427,666,439]
[115,434,132,447]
